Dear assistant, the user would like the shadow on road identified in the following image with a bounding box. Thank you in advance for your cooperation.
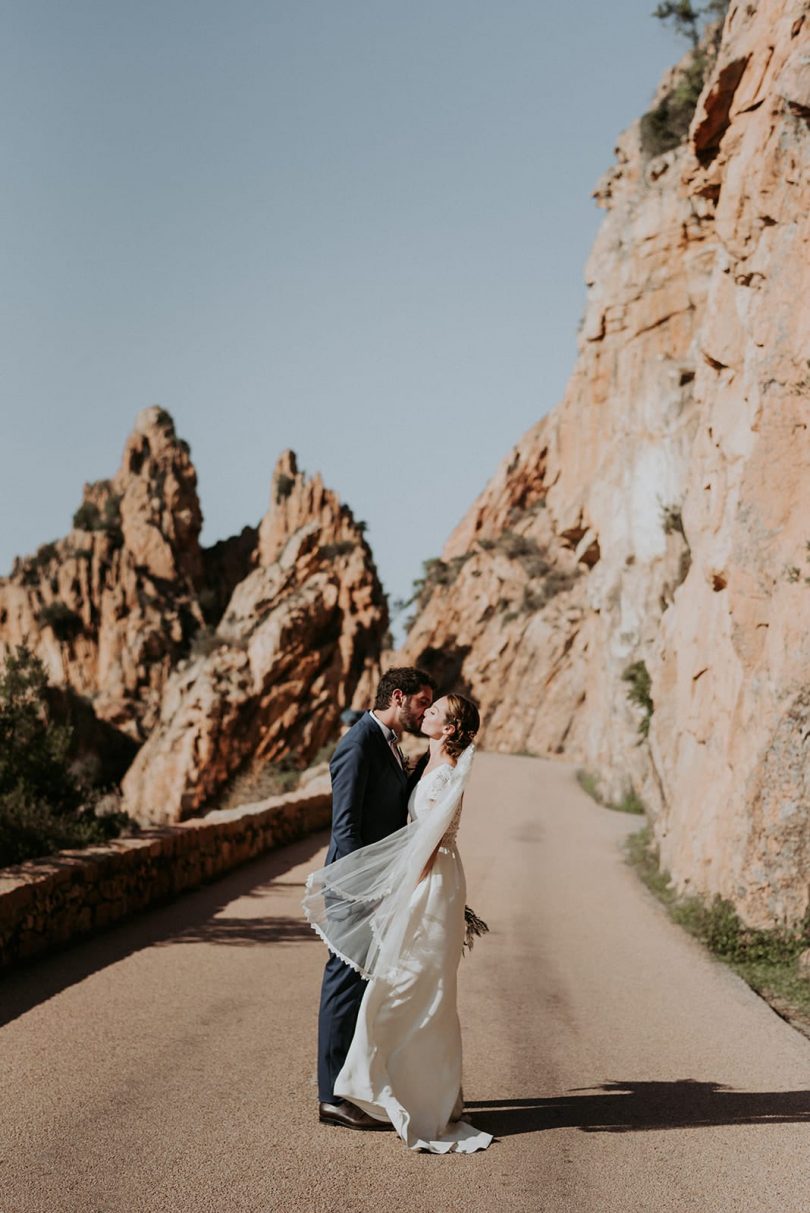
[467,1079,810,1135]
[0,830,328,1029]
[155,914,316,946]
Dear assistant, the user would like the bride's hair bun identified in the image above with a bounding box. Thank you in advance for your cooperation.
[443,693,481,759]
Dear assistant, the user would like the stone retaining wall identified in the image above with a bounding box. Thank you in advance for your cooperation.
[0,779,331,973]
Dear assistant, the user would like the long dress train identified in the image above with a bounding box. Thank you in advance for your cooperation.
[332,764,492,1153]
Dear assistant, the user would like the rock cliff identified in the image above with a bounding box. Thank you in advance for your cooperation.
[120,451,386,825]
[0,407,207,739]
[401,0,810,928]
[1,416,387,824]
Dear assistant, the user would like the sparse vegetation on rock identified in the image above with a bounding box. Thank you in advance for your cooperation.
[274,473,295,502]
[640,1,730,158]
[576,768,646,815]
[72,484,123,541]
[622,661,654,739]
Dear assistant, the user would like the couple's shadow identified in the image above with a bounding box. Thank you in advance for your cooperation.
[465,1079,810,1136]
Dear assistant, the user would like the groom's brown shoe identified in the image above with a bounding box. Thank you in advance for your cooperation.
[319,1099,384,1130]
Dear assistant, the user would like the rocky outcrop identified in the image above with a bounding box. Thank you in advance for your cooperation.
[120,451,386,825]
[402,0,810,928]
[0,407,206,739]
[1,416,387,824]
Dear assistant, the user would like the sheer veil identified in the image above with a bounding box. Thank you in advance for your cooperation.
[302,745,476,981]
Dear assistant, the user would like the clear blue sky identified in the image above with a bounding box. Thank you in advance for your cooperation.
[0,1,679,632]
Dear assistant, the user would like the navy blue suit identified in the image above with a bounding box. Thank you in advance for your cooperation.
[317,712,427,1102]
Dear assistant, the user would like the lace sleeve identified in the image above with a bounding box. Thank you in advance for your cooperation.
[425,766,454,803]
[426,767,462,845]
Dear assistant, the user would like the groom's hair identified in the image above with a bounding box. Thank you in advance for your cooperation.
[373,667,437,709]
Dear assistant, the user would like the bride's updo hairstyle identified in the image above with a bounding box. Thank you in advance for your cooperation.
[442,694,480,759]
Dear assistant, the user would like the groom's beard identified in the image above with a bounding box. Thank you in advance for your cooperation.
[399,704,426,736]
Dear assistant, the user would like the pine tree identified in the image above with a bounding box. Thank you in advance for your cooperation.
[0,645,127,866]
[0,645,81,813]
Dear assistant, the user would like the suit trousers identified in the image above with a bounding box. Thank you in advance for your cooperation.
[317,952,366,1102]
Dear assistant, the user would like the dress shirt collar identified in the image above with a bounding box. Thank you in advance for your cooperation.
[369,710,399,744]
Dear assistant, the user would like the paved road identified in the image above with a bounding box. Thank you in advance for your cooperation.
[2,753,809,1213]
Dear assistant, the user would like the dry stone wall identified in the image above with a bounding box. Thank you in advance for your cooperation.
[0,780,330,973]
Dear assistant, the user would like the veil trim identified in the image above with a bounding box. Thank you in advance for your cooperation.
[303,745,476,981]
[306,919,370,978]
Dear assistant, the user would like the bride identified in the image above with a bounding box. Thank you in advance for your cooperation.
[303,693,493,1154]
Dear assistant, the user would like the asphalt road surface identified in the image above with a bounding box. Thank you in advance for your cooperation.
[2,753,809,1213]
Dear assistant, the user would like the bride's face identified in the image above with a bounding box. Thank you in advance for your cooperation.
[421,696,454,742]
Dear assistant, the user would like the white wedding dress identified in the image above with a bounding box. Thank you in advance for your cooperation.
[332,764,493,1153]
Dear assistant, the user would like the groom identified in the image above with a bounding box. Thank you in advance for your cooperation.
[317,666,437,1129]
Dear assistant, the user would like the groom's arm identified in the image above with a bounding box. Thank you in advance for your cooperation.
[328,740,369,858]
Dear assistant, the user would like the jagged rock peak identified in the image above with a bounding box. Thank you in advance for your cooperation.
[106,406,203,584]
[1,406,207,739]
[122,448,388,826]
[133,404,178,438]
[258,449,366,568]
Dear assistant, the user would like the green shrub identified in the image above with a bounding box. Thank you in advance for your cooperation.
[576,768,646,814]
[72,486,123,542]
[576,768,607,805]
[404,554,472,618]
[626,824,810,1027]
[0,647,82,813]
[319,541,355,560]
[72,501,102,531]
[0,784,124,867]
[640,1,730,158]
[613,787,646,815]
[0,646,128,866]
[660,505,693,594]
[622,660,654,739]
[640,54,708,156]
[34,541,58,567]
[498,531,541,560]
[274,473,295,503]
[499,531,580,605]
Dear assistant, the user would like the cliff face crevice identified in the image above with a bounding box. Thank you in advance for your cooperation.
[401,0,810,928]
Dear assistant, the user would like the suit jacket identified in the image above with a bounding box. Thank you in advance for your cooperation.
[325,712,428,865]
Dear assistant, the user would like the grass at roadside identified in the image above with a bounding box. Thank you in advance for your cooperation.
[626,825,810,1040]
[576,767,645,815]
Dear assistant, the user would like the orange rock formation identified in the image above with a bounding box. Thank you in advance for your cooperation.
[1,408,208,738]
[120,450,385,825]
[401,0,810,928]
[1,413,386,825]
